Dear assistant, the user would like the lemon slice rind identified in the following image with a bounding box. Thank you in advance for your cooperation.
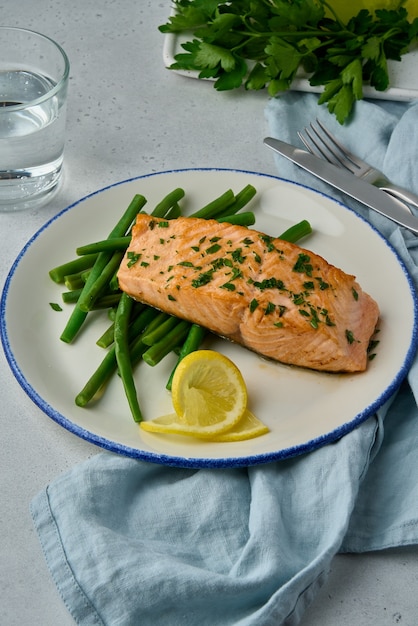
[139,412,238,439]
[211,410,269,442]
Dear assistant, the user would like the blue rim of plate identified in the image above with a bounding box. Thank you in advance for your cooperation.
[1,167,418,468]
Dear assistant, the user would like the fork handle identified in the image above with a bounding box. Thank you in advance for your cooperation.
[380,184,418,210]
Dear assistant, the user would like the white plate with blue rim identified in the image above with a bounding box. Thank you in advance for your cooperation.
[1,168,417,467]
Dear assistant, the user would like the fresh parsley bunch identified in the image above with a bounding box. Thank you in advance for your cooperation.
[159,0,418,123]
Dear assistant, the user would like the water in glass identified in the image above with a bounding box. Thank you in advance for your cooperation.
[0,69,67,209]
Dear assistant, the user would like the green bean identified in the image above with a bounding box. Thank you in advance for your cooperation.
[76,193,147,315]
[108,307,117,321]
[141,315,179,346]
[216,184,257,218]
[96,322,115,348]
[109,271,119,293]
[151,187,185,217]
[116,309,166,372]
[164,203,182,219]
[108,194,147,237]
[62,253,114,327]
[62,290,121,310]
[166,324,207,390]
[279,220,312,243]
[75,190,181,257]
[217,211,255,226]
[64,273,86,291]
[76,237,131,256]
[96,301,146,349]
[60,307,89,344]
[62,289,82,304]
[114,293,143,422]
[60,195,146,343]
[127,310,169,364]
[92,293,122,309]
[61,257,114,341]
[77,251,125,312]
[76,306,157,406]
[129,306,161,339]
[49,253,98,284]
[123,336,149,370]
[142,320,190,367]
[75,347,119,407]
[190,189,235,219]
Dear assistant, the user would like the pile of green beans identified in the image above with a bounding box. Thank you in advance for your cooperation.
[49,185,312,423]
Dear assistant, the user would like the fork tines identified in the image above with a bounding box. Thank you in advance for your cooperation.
[297,119,361,174]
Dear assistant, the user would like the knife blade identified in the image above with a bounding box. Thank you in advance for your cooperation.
[264,137,418,235]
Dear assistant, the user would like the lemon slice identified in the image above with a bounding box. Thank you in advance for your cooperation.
[139,408,269,441]
[140,350,269,441]
[141,350,248,438]
[139,411,219,438]
[211,409,269,442]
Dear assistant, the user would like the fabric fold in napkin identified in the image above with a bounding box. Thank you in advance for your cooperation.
[31,94,418,626]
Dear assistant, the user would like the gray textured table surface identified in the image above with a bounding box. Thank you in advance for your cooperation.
[1,2,417,625]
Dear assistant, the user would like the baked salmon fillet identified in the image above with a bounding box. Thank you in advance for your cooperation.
[117,215,379,372]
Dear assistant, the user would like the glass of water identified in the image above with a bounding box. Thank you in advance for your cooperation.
[0,27,70,211]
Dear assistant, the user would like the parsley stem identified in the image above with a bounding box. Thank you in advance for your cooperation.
[234,26,344,41]
[321,0,346,29]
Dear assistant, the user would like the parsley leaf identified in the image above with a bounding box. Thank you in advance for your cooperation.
[195,42,236,72]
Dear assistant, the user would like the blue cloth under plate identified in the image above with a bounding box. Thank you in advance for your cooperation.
[31,93,418,626]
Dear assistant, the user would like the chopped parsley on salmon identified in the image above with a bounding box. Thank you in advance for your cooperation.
[117,215,379,372]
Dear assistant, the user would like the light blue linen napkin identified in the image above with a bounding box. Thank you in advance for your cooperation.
[31,94,418,626]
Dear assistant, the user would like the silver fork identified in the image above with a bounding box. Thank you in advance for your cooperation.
[298,119,418,211]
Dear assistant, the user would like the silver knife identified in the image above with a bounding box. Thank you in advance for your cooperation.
[264,137,418,235]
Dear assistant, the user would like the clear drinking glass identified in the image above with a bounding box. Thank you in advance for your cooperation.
[0,27,70,211]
